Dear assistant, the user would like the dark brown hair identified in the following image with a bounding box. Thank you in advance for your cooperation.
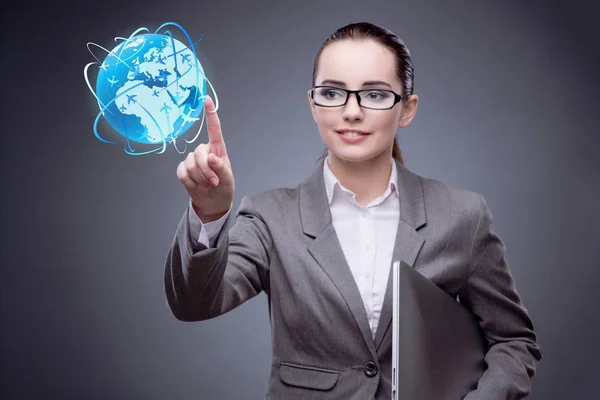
[313,22,415,165]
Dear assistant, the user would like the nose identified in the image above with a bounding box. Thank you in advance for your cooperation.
[342,92,364,121]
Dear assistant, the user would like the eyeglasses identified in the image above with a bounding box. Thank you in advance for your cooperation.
[309,85,406,110]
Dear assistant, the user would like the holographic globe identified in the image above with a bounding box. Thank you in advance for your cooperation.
[95,33,207,145]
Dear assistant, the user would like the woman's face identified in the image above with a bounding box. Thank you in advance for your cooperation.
[309,39,418,164]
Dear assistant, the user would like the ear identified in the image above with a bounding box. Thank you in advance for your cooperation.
[397,94,419,128]
[308,90,317,123]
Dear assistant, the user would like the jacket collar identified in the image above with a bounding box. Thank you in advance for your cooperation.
[301,157,426,237]
[322,154,400,205]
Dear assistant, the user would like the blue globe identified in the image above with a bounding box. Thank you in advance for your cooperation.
[95,33,206,144]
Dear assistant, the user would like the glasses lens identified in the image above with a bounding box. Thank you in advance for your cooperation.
[313,87,396,109]
[313,87,347,106]
[359,90,395,109]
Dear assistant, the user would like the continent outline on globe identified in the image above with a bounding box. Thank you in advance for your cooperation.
[84,23,214,155]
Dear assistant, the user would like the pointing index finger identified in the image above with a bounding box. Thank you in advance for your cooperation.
[204,95,226,154]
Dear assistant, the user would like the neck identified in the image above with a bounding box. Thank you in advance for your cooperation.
[327,150,394,206]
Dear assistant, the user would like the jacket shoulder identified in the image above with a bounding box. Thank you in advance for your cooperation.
[407,168,485,219]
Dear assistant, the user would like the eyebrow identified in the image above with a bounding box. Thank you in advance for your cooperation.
[319,79,393,88]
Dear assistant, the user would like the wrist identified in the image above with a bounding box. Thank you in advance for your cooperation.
[192,202,229,223]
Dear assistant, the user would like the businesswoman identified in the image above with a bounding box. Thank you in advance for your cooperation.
[165,22,542,399]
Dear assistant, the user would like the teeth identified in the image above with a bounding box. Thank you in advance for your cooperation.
[341,131,364,137]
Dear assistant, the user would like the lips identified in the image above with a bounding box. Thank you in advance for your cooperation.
[336,129,370,135]
[336,130,371,140]
[336,130,370,143]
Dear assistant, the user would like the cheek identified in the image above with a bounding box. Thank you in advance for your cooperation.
[314,110,336,130]
[371,111,401,133]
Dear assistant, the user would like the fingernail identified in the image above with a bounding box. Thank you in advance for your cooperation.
[209,177,218,186]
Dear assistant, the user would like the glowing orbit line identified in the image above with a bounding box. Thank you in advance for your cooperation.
[84,22,218,155]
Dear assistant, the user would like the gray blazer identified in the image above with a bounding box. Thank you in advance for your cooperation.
[164,158,542,399]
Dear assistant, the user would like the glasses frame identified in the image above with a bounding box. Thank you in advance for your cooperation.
[309,85,407,110]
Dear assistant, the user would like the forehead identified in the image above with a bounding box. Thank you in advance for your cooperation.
[316,39,400,88]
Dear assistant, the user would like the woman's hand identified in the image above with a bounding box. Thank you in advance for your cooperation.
[177,95,235,222]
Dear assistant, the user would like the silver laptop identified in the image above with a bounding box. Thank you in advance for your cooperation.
[391,261,487,400]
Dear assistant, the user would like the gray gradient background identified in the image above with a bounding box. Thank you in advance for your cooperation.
[2,0,599,399]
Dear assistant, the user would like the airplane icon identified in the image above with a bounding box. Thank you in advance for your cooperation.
[100,62,109,71]
[119,105,127,112]
[172,91,183,103]
[181,111,199,123]
[160,103,172,114]
[126,94,137,104]
[166,89,186,106]
[157,55,166,65]
[107,76,119,87]
[152,89,160,97]
[181,53,191,63]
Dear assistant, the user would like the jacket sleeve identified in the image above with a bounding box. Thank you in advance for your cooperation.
[164,194,272,322]
[460,195,543,400]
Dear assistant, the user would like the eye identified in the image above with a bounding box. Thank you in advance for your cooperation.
[318,87,345,99]
[364,90,390,101]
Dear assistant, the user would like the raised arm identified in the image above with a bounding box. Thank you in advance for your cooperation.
[165,96,272,322]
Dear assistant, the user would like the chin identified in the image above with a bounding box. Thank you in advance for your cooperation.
[332,142,394,162]
[329,149,379,163]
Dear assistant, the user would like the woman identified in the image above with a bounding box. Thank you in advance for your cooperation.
[165,22,543,399]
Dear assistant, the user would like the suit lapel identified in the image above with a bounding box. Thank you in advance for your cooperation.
[374,161,427,351]
[308,226,377,356]
[300,160,377,356]
[299,158,427,356]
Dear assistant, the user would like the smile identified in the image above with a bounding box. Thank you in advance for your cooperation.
[339,131,366,137]
[336,131,370,143]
